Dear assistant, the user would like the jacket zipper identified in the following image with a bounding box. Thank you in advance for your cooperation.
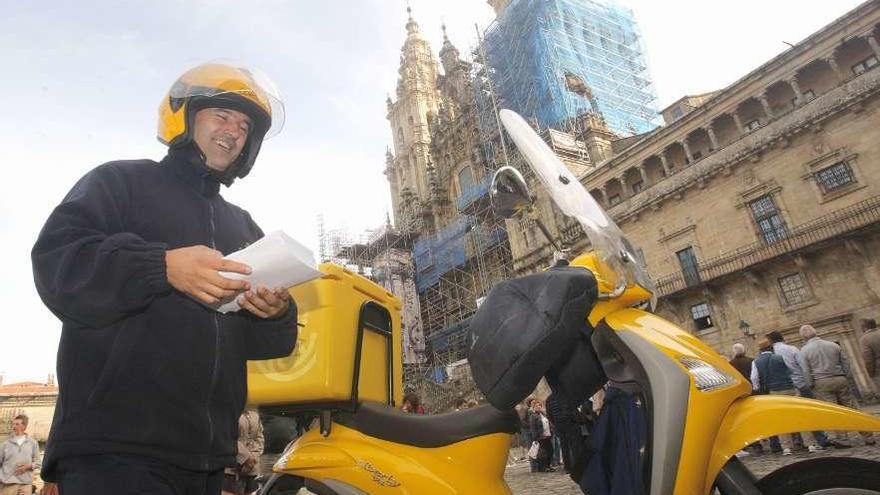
[206,199,221,470]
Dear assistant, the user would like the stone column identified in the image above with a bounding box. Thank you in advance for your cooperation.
[827,57,846,81]
[758,94,774,119]
[599,185,609,205]
[681,140,694,164]
[659,153,672,176]
[617,175,628,199]
[732,113,746,134]
[706,126,719,150]
[789,77,804,106]
[638,166,649,184]
[868,34,880,59]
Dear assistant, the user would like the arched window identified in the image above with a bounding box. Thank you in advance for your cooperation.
[397,127,404,143]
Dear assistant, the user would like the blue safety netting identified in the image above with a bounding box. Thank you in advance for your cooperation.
[483,0,661,135]
[457,174,492,211]
[413,216,509,293]
[413,216,473,292]
[427,318,472,354]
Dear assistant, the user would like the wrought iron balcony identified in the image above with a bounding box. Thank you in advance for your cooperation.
[653,195,880,297]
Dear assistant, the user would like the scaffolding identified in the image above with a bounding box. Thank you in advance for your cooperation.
[393,30,528,413]
[483,0,660,136]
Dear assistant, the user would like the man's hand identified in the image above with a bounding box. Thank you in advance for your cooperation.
[238,286,290,319]
[14,462,31,475]
[42,483,59,495]
[166,246,251,304]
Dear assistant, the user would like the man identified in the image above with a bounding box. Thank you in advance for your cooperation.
[750,339,823,455]
[222,409,264,495]
[798,325,875,447]
[31,63,298,494]
[767,330,829,447]
[729,343,753,385]
[860,318,880,400]
[0,415,40,495]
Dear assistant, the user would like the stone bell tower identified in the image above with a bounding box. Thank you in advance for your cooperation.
[385,7,444,235]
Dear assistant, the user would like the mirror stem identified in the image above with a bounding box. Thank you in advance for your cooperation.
[534,218,563,253]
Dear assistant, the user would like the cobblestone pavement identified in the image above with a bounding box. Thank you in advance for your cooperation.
[505,440,880,495]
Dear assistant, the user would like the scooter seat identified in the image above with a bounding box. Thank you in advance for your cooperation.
[335,401,519,448]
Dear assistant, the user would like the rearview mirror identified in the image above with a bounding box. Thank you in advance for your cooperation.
[490,166,532,219]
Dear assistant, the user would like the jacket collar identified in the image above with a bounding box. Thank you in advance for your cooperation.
[162,145,223,197]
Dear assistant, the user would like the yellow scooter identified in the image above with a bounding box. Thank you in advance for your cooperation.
[258,109,880,494]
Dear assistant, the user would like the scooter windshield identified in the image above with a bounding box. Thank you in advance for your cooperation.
[499,109,655,300]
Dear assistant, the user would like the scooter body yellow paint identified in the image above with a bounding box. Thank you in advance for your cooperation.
[277,422,512,494]
[704,395,880,494]
[270,254,880,494]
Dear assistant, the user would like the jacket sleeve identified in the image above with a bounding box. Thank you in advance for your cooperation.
[864,338,877,377]
[236,215,297,360]
[32,440,40,468]
[839,346,851,376]
[252,413,265,457]
[750,361,760,391]
[31,164,172,328]
[240,298,298,360]
[798,352,813,388]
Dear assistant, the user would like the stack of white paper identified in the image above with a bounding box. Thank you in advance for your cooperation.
[213,231,323,314]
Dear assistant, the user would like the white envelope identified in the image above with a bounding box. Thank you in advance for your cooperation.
[212,230,323,314]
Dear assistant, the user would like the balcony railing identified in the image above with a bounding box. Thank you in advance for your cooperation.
[654,195,880,297]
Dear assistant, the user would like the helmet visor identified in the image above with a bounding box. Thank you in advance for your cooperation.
[170,63,285,139]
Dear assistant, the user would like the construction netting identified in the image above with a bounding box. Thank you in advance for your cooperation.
[413,217,509,292]
[483,0,660,136]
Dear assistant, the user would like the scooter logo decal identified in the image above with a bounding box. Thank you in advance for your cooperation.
[356,460,401,487]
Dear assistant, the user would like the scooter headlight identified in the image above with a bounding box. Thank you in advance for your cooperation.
[679,357,736,392]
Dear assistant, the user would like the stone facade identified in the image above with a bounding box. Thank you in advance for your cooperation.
[507,2,880,400]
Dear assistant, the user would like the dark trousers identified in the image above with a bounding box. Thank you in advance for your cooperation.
[537,437,553,471]
[55,454,224,495]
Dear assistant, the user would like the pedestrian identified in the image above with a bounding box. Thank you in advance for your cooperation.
[767,330,829,447]
[751,339,823,455]
[861,318,880,400]
[798,325,876,447]
[31,62,298,495]
[0,415,40,495]
[514,399,532,461]
[529,400,554,472]
[222,409,264,495]
[402,392,426,414]
[729,343,753,384]
[523,397,542,472]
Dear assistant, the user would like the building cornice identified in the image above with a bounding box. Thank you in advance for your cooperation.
[603,68,880,223]
[591,1,879,172]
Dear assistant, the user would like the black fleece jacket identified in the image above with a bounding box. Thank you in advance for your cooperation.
[31,147,297,479]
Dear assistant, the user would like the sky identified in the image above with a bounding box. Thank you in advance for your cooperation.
[0,0,865,383]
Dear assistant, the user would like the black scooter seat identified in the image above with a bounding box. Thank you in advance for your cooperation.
[334,401,519,448]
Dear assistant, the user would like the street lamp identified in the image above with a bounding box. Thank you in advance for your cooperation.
[739,319,756,339]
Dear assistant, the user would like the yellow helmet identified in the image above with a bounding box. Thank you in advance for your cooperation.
[157,62,285,181]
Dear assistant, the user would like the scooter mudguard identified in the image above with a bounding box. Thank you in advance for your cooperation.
[704,394,880,493]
